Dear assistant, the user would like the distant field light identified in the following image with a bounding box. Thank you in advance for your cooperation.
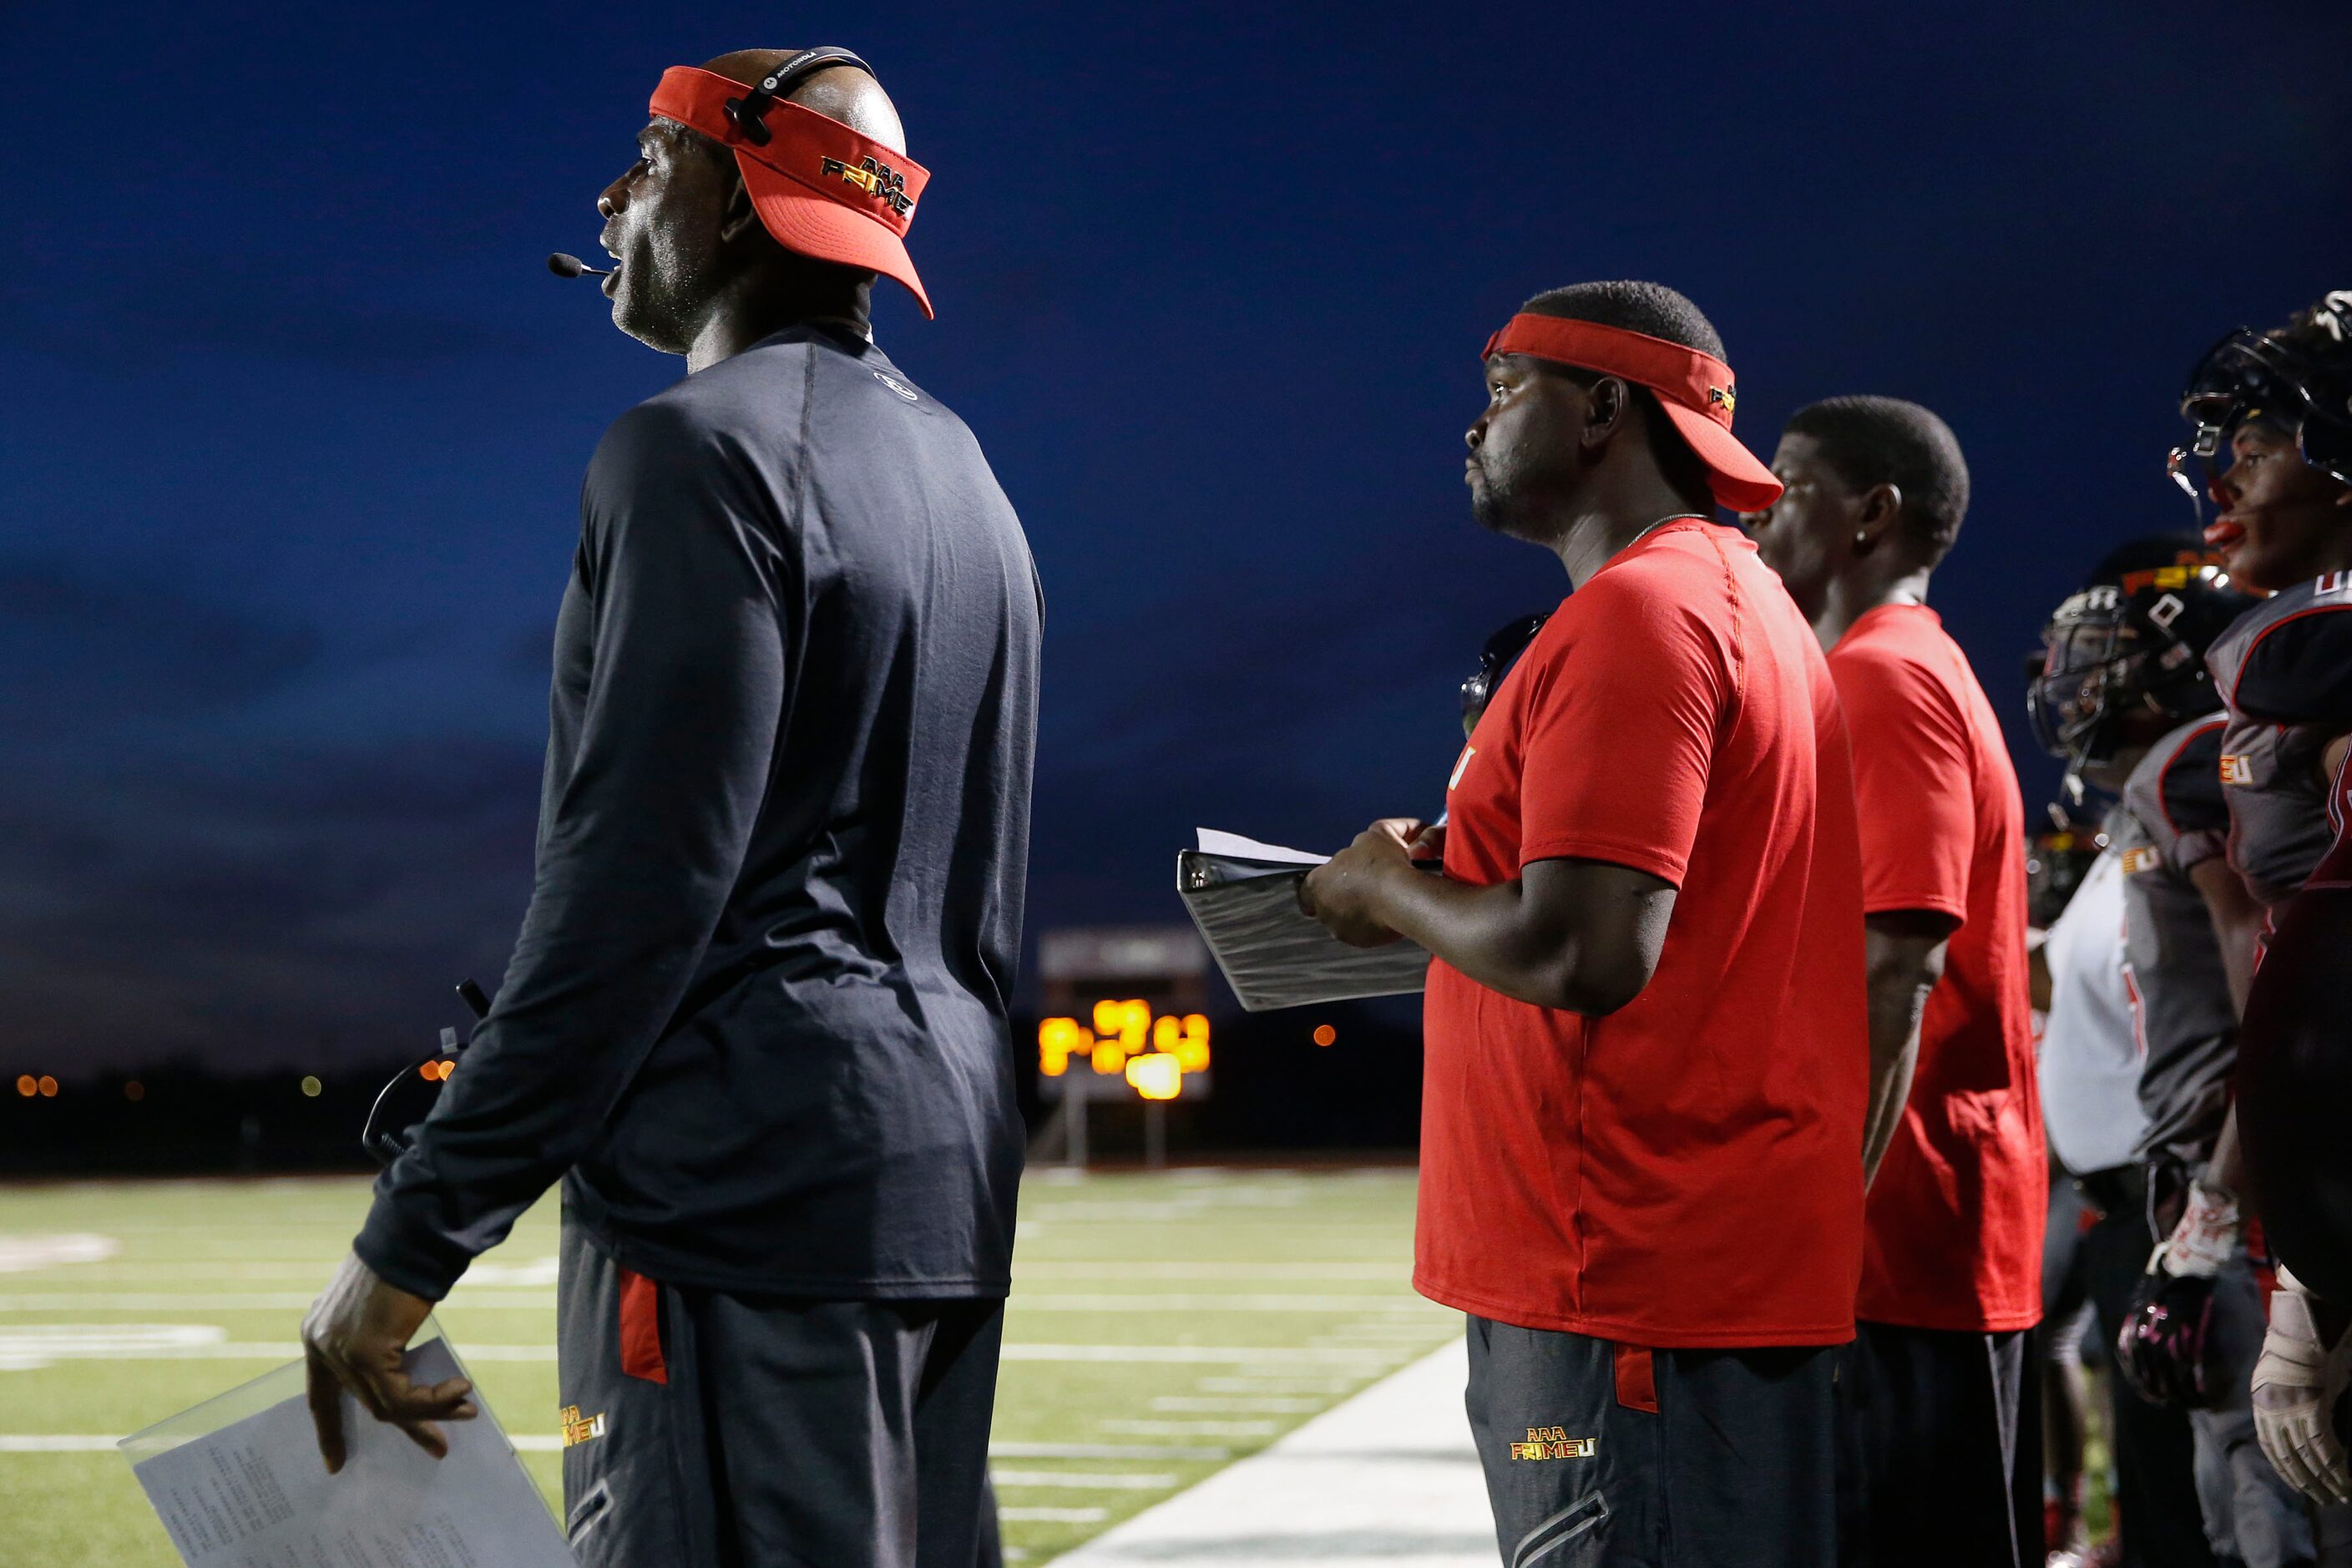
[300,1075,323,1098]
[13,1075,34,1098]
[37,1075,58,1098]
[124,1080,145,1102]
[1124,1053,1183,1101]
[1313,1024,1338,1047]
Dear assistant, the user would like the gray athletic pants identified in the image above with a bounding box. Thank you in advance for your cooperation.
[554,1216,1004,1567]
[2192,1257,2315,1568]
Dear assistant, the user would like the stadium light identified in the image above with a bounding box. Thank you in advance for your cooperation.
[37,1075,58,1098]
[13,1075,33,1098]
[1125,1053,1182,1100]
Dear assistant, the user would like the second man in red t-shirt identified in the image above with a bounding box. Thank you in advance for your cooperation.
[1746,396,2046,1568]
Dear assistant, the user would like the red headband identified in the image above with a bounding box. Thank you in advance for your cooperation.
[1482,315,1783,512]
[650,66,933,317]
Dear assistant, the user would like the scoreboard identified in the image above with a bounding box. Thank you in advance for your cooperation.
[1035,927,1211,1105]
[1038,1003,1211,1100]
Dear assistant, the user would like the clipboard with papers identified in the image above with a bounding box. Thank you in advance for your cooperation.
[119,1318,577,1568]
[1177,828,1433,1012]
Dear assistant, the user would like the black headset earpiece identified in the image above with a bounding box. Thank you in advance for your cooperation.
[724,46,873,146]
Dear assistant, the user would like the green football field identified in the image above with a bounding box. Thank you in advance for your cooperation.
[0,1166,1455,1565]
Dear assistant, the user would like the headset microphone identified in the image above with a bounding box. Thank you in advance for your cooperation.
[547,252,611,279]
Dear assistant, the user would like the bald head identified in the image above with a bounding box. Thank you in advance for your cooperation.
[699,49,906,154]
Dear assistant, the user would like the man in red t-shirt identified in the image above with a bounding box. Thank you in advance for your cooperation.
[1303,281,1868,1567]
[1744,396,2045,1567]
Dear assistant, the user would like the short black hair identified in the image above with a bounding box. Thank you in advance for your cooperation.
[1520,281,1728,361]
[1783,395,1971,564]
[1520,281,1725,505]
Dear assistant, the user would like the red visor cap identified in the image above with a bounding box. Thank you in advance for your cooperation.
[1482,315,1783,513]
[650,66,933,318]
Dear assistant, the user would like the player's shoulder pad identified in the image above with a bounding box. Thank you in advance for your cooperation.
[2120,714,2228,867]
[2152,716,2231,841]
[2213,573,2352,727]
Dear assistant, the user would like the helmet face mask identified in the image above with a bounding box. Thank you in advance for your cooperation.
[2030,559,2251,789]
[2170,299,2352,502]
[2031,588,2147,771]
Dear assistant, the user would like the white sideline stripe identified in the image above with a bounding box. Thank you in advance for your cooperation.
[989,1470,1178,1491]
[1048,1338,1491,1568]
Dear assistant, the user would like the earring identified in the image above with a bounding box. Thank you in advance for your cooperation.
[1854,532,1869,546]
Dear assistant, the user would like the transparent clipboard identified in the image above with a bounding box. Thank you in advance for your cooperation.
[120,1316,576,1566]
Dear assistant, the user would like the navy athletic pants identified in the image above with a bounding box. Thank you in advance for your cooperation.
[1834,1321,2036,1568]
[554,1216,1004,1567]
[1464,1316,1839,1566]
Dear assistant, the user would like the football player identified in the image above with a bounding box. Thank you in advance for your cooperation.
[2175,292,2352,1510]
[2037,538,2309,1563]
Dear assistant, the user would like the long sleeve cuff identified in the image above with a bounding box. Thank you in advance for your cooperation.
[352,1188,478,1302]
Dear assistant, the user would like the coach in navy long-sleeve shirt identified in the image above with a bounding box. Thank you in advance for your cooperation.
[357,321,1039,1302]
[299,65,1039,1550]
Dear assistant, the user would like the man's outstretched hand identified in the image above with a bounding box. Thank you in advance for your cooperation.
[301,1252,476,1474]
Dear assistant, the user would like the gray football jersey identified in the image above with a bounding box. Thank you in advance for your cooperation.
[2114,715,2237,1166]
[2206,573,2352,907]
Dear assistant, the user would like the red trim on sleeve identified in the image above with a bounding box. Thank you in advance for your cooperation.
[1613,1343,1659,1413]
[618,1267,668,1383]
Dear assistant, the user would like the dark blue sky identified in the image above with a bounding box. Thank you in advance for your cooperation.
[4,2,2348,1073]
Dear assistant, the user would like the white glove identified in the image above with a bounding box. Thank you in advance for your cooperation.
[2253,1266,2352,1505]
[2157,1180,2240,1277]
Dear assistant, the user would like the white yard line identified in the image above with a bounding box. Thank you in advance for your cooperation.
[1048,1335,1493,1568]
[1148,1397,1323,1413]
[1099,1419,1278,1438]
[993,1443,1229,1461]
[991,1471,1179,1491]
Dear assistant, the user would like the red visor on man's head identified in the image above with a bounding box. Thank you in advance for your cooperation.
[650,66,933,318]
[1482,315,1783,512]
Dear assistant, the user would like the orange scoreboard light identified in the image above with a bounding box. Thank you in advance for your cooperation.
[1035,927,1212,1103]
